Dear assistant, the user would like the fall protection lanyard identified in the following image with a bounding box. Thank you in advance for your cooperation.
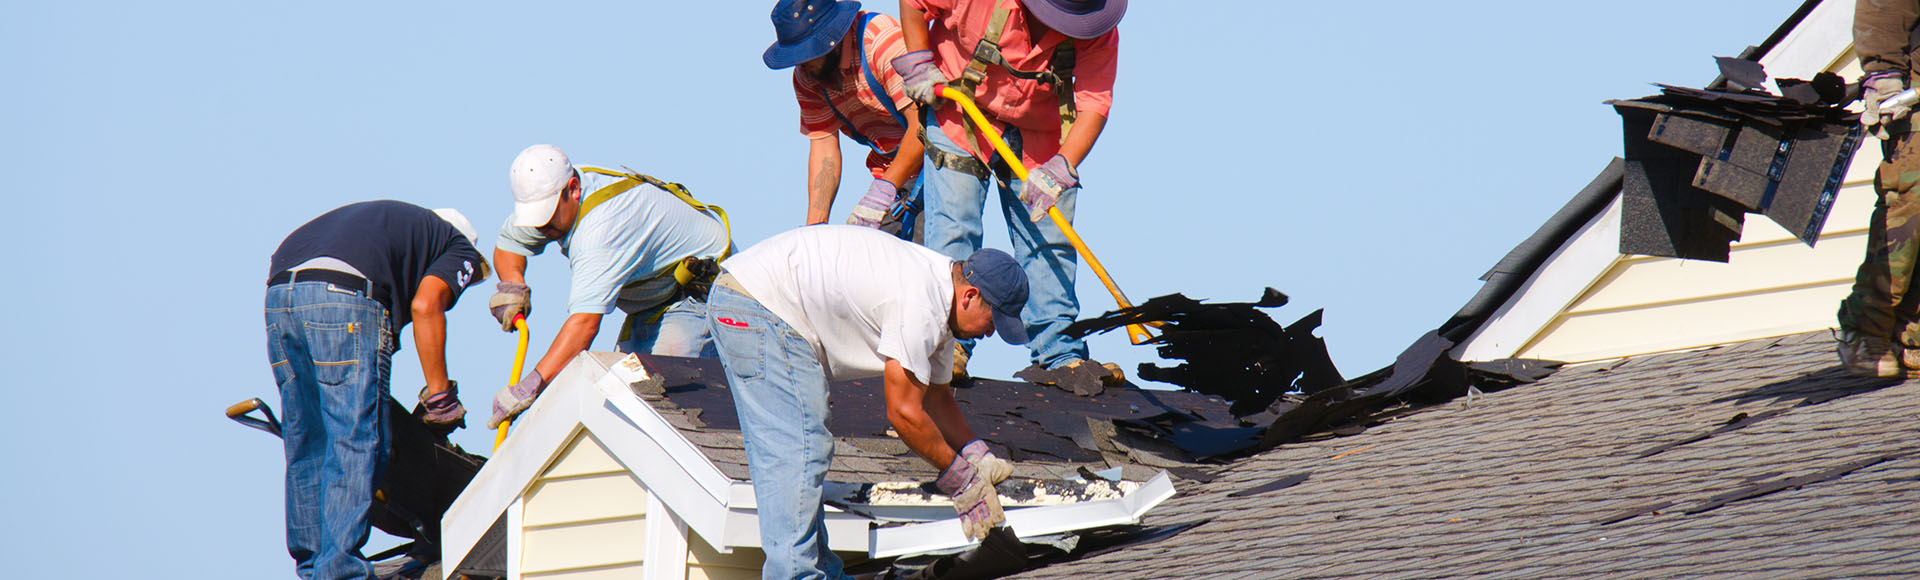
[945,4,1078,153]
[820,12,912,158]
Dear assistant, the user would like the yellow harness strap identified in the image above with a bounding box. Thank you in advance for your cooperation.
[573,166,734,333]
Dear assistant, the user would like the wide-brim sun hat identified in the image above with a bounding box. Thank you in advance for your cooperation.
[764,0,862,69]
[1024,0,1126,40]
[509,144,572,228]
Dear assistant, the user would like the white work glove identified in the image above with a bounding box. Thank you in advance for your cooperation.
[1863,71,1911,141]
[892,50,947,107]
[935,451,1005,541]
[1019,155,1076,223]
[489,282,531,332]
[958,439,1012,484]
[847,179,897,228]
[488,369,544,430]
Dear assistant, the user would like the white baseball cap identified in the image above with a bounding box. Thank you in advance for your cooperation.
[432,207,492,282]
[509,144,574,228]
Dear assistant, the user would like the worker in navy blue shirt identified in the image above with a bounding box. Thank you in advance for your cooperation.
[264,201,488,580]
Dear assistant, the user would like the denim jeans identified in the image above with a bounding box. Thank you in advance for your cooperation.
[706,284,847,580]
[922,117,1087,368]
[265,280,393,580]
[619,296,717,357]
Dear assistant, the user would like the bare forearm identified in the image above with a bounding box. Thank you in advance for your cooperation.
[1057,111,1107,167]
[884,360,958,470]
[922,383,978,451]
[534,312,602,381]
[900,2,929,52]
[881,106,927,188]
[492,249,529,284]
[413,309,451,395]
[806,137,843,225]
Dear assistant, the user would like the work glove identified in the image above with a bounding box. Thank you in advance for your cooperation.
[892,50,946,106]
[417,382,466,433]
[877,186,922,240]
[936,451,1005,541]
[1018,155,1077,223]
[847,179,898,228]
[489,282,531,332]
[488,369,544,430]
[1863,71,1912,141]
[958,439,1012,485]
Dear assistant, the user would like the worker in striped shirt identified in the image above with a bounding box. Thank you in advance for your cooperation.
[765,0,928,238]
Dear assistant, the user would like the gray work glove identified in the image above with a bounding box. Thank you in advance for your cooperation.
[959,439,1012,484]
[936,451,1005,541]
[892,50,947,107]
[1863,71,1911,141]
[1019,154,1076,223]
[488,369,544,430]
[489,282,531,331]
[848,179,897,228]
[417,382,466,433]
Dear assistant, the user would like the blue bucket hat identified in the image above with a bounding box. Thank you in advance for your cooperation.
[763,0,863,69]
[963,248,1031,345]
[1024,0,1127,40]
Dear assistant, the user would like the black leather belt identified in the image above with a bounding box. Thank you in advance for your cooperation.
[268,269,391,310]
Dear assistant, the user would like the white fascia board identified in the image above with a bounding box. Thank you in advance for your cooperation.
[1757,0,1853,80]
[442,354,609,575]
[720,506,875,553]
[1454,195,1625,362]
[578,401,736,549]
[867,471,1176,559]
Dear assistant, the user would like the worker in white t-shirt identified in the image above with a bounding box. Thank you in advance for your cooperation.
[708,225,1025,579]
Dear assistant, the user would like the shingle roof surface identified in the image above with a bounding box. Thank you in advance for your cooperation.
[1012,331,1920,578]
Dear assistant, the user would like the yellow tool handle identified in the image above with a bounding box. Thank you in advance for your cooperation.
[938,86,1155,345]
[494,315,530,451]
[225,398,263,419]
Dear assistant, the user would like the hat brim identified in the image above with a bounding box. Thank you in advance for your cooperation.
[1024,0,1126,39]
[511,194,562,229]
[992,309,1030,345]
[763,1,862,69]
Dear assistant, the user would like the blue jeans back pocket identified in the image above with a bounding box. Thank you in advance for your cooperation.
[710,309,766,381]
[303,321,362,387]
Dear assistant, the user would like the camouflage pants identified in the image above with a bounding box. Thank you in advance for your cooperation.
[1839,133,1920,347]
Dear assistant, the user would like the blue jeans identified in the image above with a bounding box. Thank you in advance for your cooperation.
[619,296,717,357]
[922,118,1087,368]
[265,280,393,580]
[706,284,847,580]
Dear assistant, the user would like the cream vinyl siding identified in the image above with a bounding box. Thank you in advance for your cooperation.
[1512,55,1875,363]
[522,431,651,578]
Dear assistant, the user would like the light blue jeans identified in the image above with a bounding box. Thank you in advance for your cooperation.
[619,296,717,358]
[922,118,1087,368]
[265,280,393,580]
[706,284,847,580]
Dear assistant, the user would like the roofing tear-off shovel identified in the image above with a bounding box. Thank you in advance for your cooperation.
[938,85,1155,344]
[494,314,530,451]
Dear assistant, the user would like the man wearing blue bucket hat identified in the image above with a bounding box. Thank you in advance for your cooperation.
[765,0,928,240]
[708,226,1029,578]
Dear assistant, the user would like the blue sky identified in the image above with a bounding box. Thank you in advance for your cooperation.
[4,0,1808,576]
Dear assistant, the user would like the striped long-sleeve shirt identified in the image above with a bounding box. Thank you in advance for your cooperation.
[793,11,914,177]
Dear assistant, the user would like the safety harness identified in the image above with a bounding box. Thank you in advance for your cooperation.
[820,12,911,158]
[572,166,733,338]
[924,3,1080,180]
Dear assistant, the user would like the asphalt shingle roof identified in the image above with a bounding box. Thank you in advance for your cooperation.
[1012,331,1920,578]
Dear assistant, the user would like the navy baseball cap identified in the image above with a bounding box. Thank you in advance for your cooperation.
[963,249,1030,345]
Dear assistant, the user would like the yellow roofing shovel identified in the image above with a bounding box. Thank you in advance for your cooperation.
[938,86,1155,345]
[493,314,529,451]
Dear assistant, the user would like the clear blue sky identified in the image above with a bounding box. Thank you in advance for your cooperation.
[3,1,1809,576]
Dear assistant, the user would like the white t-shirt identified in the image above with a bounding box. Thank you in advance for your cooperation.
[723,226,957,384]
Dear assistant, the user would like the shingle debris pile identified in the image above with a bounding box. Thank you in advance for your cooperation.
[1607,57,1863,261]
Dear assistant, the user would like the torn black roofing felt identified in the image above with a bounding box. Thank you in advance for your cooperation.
[1006,331,1920,578]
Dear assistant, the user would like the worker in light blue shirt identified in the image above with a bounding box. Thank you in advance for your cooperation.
[486,144,732,429]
